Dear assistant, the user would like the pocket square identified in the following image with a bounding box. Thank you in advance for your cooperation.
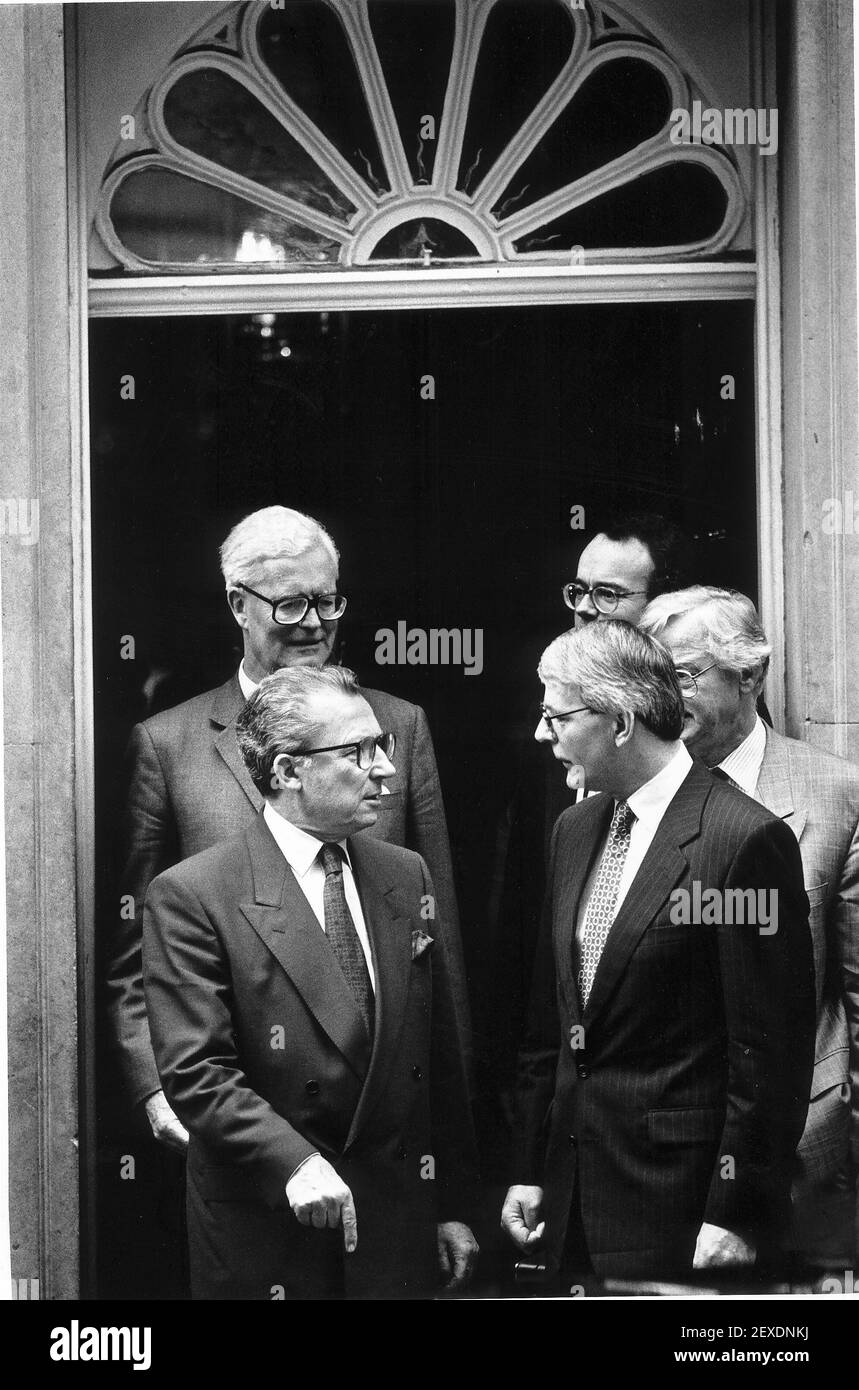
[411,929,434,960]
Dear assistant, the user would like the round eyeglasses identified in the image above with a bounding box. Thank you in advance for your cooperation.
[673,661,719,696]
[289,732,396,770]
[562,581,648,616]
[237,582,347,626]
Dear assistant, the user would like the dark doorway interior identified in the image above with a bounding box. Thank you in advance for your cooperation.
[89,301,756,1297]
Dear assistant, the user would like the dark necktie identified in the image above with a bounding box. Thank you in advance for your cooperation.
[319,843,375,1037]
[710,765,743,791]
[578,800,636,1007]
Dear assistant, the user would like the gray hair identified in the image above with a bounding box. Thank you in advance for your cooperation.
[236,665,361,795]
[640,586,771,680]
[538,620,684,741]
[220,506,340,590]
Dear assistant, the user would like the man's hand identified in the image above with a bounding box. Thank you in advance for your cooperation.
[285,1155,358,1253]
[693,1222,756,1270]
[437,1221,479,1290]
[501,1184,546,1250]
[144,1090,189,1152]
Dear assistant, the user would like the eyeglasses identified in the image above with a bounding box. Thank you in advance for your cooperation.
[237,582,347,626]
[539,704,592,737]
[289,732,396,769]
[562,581,649,615]
[673,661,719,696]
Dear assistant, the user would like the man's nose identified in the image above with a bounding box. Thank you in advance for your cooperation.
[297,601,325,630]
[534,716,553,744]
[371,747,395,779]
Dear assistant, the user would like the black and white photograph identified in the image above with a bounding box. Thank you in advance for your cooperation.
[1,0,858,1351]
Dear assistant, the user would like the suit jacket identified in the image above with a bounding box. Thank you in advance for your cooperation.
[755,726,859,1261]
[512,760,816,1280]
[108,674,469,1107]
[142,814,478,1300]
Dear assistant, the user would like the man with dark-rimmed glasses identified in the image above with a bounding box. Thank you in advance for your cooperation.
[143,664,479,1299]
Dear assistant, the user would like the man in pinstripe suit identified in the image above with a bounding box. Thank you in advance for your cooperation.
[502,621,815,1284]
[641,587,859,1277]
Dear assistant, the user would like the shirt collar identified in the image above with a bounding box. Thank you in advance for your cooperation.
[715,715,766,795]
[625,742,693,825]
[262,801,351,879]
[238,659,259,702]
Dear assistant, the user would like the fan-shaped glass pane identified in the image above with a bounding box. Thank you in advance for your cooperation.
[257,1,389,193]
[493,58,672,218]
[512,163,730,252]
[109,167,343,264]
[457,0,576,196]
[370,219,479,260]
[163,68,356,220]
[368,0,456,184]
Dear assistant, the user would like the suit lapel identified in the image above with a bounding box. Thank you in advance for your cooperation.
[755,727,809,842]
[344,837,412,1147]
[238,815,372,1079]
[583,763,709,1027]
[211,675,264,813]
[554,795,614,1026]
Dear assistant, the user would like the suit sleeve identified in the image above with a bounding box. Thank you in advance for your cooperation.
[142,870,316,1206]
[105,722,177,1109]
[421,856,480,1224]
[404,704,472,1065]
[832,804,859,1182]
[510,816,564,1184]
[704,817,816,1241]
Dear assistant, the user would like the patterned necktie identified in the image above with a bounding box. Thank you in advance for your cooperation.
[319,843,375,1037]
[577,800,636,1008]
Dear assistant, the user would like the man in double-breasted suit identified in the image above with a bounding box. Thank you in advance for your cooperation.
[642,586,859,1274]
[108,505,468,1150]
[502,621,815,1284]
[142,665,479,1299]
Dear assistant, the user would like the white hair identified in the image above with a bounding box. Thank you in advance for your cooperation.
[538,621,684,740]
[219,506,339,590]
[640,586,771,678]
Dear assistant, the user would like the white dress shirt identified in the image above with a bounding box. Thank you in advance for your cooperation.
[576,743,693,939]
[262,800,376,990]
[238,659,259,701]
[715,715,767,797]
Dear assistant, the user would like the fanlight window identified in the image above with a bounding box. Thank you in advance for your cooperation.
[95,0,747,272]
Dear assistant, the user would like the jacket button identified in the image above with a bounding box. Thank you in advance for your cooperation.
[576,1064,589,1079]
[305,1080,320,1095]
[397,1143,407,1160]
[568,1134,577,1149]
[412,1066,422,1081]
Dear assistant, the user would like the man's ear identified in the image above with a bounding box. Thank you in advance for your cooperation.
[614,709,635,747]
[227,587,248,629]
[738,663,765,697]
[269,753,302,794]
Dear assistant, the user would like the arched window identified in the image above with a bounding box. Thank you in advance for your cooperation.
[95,0,748,272]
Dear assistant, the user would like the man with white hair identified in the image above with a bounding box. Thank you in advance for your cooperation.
[501,621,815,1285]
[641,585,859,1278]
[108,505,469,1153]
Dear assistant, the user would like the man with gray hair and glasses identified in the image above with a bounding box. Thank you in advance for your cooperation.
[641,585,859,1281]
[143,665,478,1299]
[108,504,468,1156]
[502,621,814,1287]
